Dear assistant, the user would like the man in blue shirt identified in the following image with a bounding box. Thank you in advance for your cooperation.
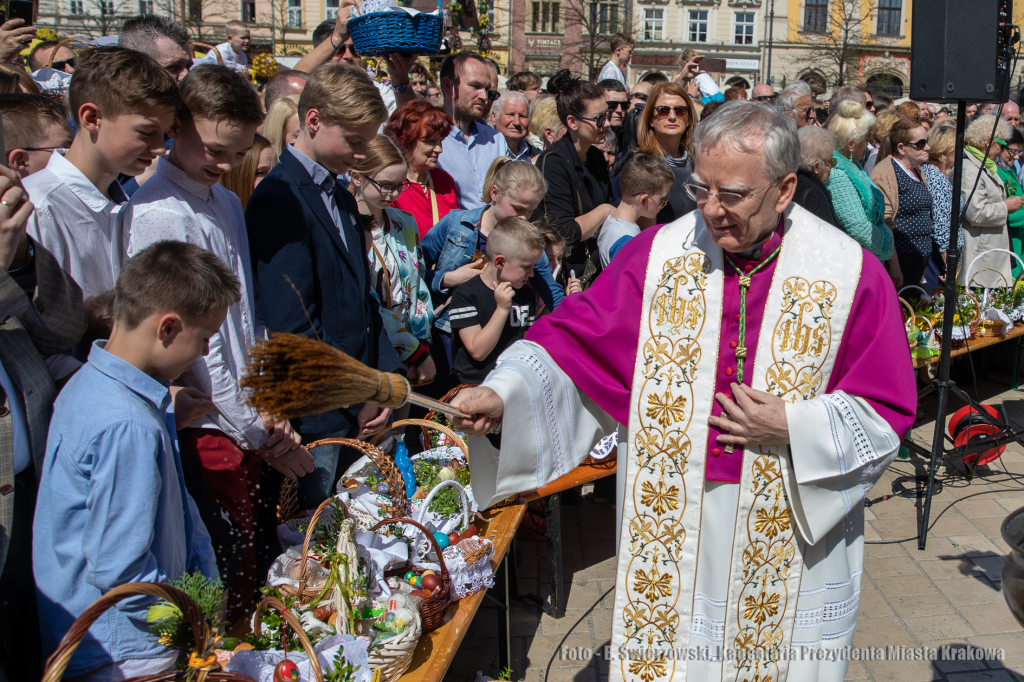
[437,51,509,211]
[34,241,231,680]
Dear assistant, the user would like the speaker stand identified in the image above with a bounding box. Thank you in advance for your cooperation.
[903,100,1024,549]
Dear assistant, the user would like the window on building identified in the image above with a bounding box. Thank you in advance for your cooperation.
[188,0,202,20]
[804,0,827,33]
[100,0,114,13]
[877,0,901,35]
[734,12,754,44]
[70,0,83,11]
[139,0,153,12]
[287,0,302,27]
[325,0,338,18]
[644,7,663,41]
[591,1,618,34]
[688,9,708,43]
[531,1,559,33]
[243,1,255,21]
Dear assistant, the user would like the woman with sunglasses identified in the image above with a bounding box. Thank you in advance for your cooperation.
[351,134,436,388]
[627,81,699,225]
[957,115,1023,288]
[870,116,935,289]
[994,128,1024,278]
[531,74,615,286]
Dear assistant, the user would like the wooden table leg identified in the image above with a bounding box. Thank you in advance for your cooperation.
[547,492,565,618]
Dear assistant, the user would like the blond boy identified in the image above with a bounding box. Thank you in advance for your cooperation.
[0,94,73,178]
[214,20,250,74]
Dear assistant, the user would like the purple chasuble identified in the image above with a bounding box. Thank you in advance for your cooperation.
[526,213,917,483]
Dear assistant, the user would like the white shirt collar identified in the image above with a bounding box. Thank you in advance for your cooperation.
[156,156,212,201]
[286,144,334,187]
[45,151,123,213]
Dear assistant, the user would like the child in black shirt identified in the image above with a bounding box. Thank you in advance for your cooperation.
[449,217,546,384]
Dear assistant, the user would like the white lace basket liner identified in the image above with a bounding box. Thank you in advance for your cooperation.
[442,535,496,599]
[224,635,372,682]
[340,444,479,561]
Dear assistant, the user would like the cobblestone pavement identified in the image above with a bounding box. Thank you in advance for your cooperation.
[443,377,1024,682]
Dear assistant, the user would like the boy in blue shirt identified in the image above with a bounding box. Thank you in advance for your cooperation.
[33,241,239,680]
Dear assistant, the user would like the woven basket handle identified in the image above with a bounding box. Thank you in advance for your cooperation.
[251,597,325,682]
[294,497,351,591]
[46,37,90,68]
[414,479,470,530]
[41,583,211,682]
[369,516,451,580]
[898,285,933,303]
[370,418,468,457]
[965,248,1024,290]
[307,437,408,517]
[192,42,225,65]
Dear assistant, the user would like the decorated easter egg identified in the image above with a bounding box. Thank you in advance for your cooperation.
[274,660,300,681]
[413,575,422,587]
[448,532,461,545]
[421,573,442,592]
[404,571,416,582]
[433,532,450,549]
[438,467,455,481]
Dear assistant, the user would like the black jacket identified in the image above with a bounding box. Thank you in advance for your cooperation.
[793,169,839,227]
[531,134,612,244]
[246,150,402,436]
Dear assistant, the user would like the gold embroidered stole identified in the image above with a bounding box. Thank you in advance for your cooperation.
[611,205,863,682]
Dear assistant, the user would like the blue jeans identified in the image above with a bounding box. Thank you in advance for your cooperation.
[296,423,361,511]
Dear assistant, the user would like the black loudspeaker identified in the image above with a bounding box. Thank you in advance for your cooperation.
[910,0,1015,103]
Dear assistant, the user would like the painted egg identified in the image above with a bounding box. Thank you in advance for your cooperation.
[421,573,443,591]
[448,532,461,545]
[422,569,435,577]
[274,660,300,682]
[433,532,450,549]
[438,467,455,481]
[404,571,416,582]
[413,576,422,587]
[460,524,479,539]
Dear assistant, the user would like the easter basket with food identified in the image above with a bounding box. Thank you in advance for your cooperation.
[933,285,981,349]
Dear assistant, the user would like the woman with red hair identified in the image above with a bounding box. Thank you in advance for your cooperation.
[385,100,461,238]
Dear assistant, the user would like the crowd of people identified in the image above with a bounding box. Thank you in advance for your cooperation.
[0,11,1004,682]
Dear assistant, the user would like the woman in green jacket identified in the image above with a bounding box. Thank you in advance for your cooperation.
[996,128,1024,279]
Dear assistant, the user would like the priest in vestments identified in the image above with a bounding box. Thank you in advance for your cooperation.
[451,101,917,682]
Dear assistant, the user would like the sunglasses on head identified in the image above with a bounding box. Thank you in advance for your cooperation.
[904,138,928,150]
[606,100,629,111]
[654,105,688,120]
[631,92,648,101]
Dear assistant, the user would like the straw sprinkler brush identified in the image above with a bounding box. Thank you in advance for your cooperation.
[241,333,471,420]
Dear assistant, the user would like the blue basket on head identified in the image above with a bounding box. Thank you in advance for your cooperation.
[349,1,446,56]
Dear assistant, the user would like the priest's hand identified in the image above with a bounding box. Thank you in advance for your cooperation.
[450,387,504,436]
[709,383,790,446]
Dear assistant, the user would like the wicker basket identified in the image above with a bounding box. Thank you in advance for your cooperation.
[250,597,325,682]
[934,289,982,349]
[192,42,225,65]
[365,600,422,682]
[41,582,255,682]
[420,384,475,448]
[369,516,455,632]
[348,1,445,56]
[279,497,352,605]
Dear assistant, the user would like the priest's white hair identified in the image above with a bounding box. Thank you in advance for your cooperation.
[694,99,799,182]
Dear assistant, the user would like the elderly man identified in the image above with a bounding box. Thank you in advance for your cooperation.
[751,83,775,103]
[778,79,817,127]
[452,100,915,682]
[491,90,536,161]
[1002,100,1020,128]
[437,51,508,210]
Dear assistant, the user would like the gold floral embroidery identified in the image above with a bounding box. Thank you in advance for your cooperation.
[640,480,680,515]
[633,567,674,601]
[743,591,781,625]
[753,506,792,540]
[645,389,687,428]
[628,659,667,682]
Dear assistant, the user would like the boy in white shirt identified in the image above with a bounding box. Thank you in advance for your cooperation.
[122,63,313,618]
[213,20,250,74]
[25,46,181,298]
[597,33,634,86]
[597,152,674,267]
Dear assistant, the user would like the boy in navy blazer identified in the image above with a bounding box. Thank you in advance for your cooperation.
[246,62,402,509]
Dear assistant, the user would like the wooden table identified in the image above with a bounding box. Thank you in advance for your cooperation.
[522,456,617,618]
[911,324,1024,390]
[398,501,526,682]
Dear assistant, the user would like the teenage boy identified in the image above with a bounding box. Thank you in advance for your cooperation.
[450,217,544,384]
[247,63,402,510]
[0,93,73,178]
[213,20,250,74]
[25,46,181,298]
[122,64,313,618]
[597,33,634,86]
[34,241,231,681]
[597,152,673,267]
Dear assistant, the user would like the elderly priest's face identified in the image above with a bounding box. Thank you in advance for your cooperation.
[690,102,799,254]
